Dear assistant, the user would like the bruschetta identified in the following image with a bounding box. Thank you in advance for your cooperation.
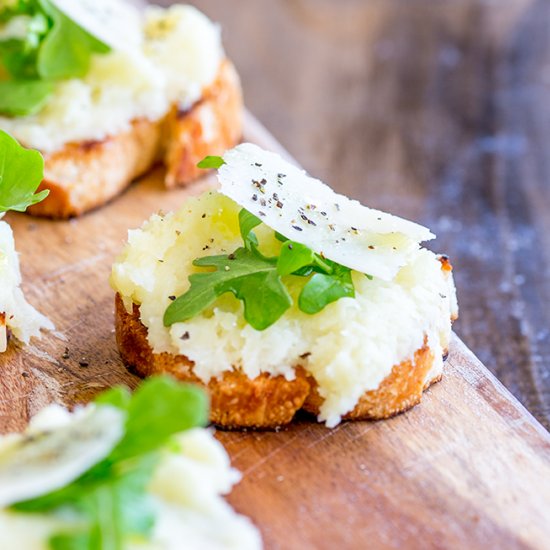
[0,1,242,218]
[111,144,458,428]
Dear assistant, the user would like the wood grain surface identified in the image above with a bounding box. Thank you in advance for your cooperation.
[169,0,550,430]
[1,116,549,549]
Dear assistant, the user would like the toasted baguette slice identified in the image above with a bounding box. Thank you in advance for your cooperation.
[27,60,243,219]
[115,294,445,429]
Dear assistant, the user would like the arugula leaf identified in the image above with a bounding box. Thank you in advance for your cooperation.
[165,210,297,330]
[0,11,49,79]
[238,208,261,249]
[0,129,48,212]
[299,262,355,314]
[49,456,157,550]
[164,208,361,330]
[276,241,315,276]
[12,376,208,550]
[0,79,54,116]
[111,377,209,460]
[197,155,225,169]
[277,241,333,277]
[49,532,89,550]
[165,247,292,331]
[94,385,131,410]
[36,0,109,80]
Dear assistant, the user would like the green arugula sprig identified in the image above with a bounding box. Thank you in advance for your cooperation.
[196,156,226,170]
[0,0,110,117]
[164,208,357,331]
[0,129,48,211]
[12,376,208,550]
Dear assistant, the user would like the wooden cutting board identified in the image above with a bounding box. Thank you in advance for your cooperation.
[1,114,549,550]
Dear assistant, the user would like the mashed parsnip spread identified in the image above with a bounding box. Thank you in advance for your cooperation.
[111,192,458,427]
[0,5,223,153]
[0,219,53,351]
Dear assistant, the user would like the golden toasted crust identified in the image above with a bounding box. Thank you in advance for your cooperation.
[302,345,437,421]
[163,60,243,187]
[115,295,311,428]
[115,294,444,429]
[28,60,243,219]
[28,119,162,218]
[0,312,6,353]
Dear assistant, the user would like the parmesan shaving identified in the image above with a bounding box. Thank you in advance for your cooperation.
[218,144,434,280]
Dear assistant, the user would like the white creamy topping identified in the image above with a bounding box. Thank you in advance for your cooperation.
[0,407,262,550]
[0,4,223,153]
[0,220,53,352]
[111,191,457,426]
[219,144,435,280]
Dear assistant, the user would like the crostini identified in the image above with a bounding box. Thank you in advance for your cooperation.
[0,377,262,549]
[0,130,52,352]
[0,0,242,218]
[111,144,458,429]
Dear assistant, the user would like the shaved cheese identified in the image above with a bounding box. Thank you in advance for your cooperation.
[50,0,143,54]
[0,405,124,507]
[218,143,435,280]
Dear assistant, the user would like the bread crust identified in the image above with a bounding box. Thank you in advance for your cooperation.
[163,60,243,188]
[28,60,243,219]
[115,294,444,429]
[115,295,311,429]
[0,312,6,353]
[302,345,437,421]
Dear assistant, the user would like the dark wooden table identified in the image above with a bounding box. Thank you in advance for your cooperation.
[158,0,550,430]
